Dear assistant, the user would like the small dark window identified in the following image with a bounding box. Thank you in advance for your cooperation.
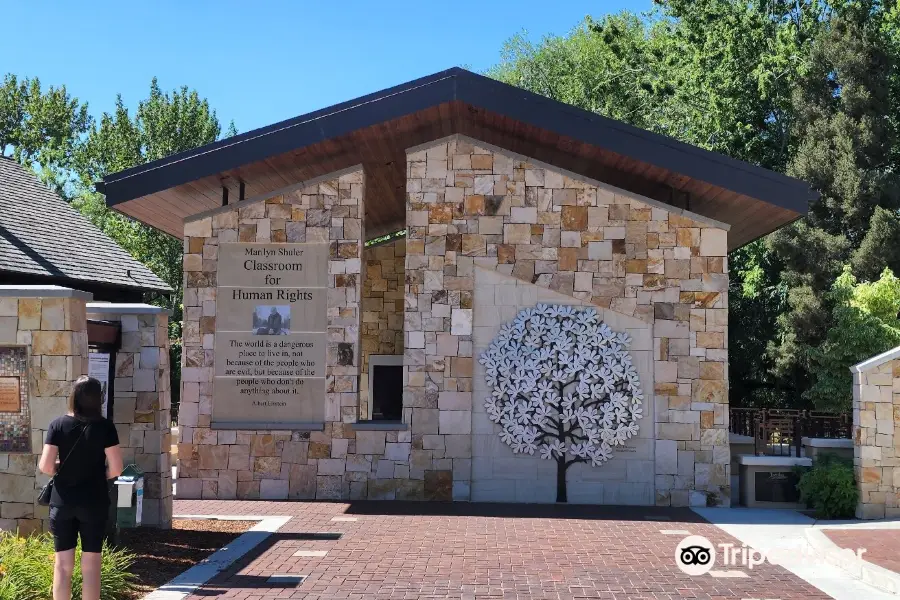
[372,364,403,421]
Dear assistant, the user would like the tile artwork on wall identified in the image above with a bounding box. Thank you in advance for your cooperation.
[479,303,643,503]
[0,346,29,452]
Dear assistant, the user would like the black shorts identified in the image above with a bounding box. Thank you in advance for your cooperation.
[49,505,108,552]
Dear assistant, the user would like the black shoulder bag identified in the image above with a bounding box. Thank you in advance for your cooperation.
[38,424,87,506]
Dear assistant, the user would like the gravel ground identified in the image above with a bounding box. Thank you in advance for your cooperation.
[119,518,256,598]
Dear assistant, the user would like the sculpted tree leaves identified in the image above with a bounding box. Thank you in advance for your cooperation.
[479,304,644,502]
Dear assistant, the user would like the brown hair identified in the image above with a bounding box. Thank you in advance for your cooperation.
[69,375,104,421]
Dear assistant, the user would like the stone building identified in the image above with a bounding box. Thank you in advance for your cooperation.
[99,68,816,506]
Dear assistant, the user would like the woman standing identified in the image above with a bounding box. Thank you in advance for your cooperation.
[39,376,124,600]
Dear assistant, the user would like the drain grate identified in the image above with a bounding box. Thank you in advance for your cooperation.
[293,532,343,540]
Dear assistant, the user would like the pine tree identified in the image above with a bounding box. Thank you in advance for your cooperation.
[768,7,900,403]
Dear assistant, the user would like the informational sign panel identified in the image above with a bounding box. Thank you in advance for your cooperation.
[213,243,328,427]
[0,347,29,452]
[0,377,21,413]
[89,353,110,418]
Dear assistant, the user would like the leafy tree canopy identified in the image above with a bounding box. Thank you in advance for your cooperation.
[0,74,91,193]
[71,78,233,317]
[490,0,900,411]
[806,266,900,411]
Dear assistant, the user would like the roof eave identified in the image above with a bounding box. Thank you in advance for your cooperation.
[100,68,816,218]
[0,268,172,295]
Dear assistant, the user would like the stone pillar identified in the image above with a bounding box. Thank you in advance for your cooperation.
[852,350,900,519]
[0,286,90,533]
[403,140,477,503]
[86,304,173,528]
[322,169,365,499]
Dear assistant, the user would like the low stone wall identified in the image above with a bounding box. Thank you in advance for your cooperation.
[852,349,900,519]
[0,287,90,534]
[86,304,172,528]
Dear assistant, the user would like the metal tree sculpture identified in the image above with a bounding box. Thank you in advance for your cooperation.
[479,303,644,502]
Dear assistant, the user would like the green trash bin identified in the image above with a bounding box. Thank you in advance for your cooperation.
[114,465,144,528]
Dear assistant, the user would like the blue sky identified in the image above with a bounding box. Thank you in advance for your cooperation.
[4,0,644,134]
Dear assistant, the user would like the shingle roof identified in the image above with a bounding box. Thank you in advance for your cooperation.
[0,157,171,293]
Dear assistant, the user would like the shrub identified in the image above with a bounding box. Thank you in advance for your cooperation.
[0,531,135,600]
[796,453,858,519]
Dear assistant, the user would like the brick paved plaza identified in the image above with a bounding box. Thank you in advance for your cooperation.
[175,500,832,599]
[823,529,900,576]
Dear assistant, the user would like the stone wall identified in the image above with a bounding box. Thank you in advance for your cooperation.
[86,304,172,527]
[404,135,731,506]
[178,136,731,506]
[360,238,405,419]
[0,288,89,533]
[178,168,378,500]
[852,350,900,519]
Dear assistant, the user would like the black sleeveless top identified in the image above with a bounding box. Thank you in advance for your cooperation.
[45,415,119,507]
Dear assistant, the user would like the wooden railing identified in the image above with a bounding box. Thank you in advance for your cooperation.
[729,408,851,456]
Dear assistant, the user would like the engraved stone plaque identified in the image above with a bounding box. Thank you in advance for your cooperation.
[213,243,329,428]
[215,332,326,378]
[212,377,326,425]
[218,243,329,287]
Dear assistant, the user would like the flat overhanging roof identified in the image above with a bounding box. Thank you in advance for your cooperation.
[99,68,817,249]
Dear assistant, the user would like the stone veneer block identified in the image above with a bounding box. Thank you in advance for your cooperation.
[178,168,372,501]
[359,238,405,419]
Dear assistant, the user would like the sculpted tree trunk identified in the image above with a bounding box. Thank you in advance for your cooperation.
[556,457,568,503]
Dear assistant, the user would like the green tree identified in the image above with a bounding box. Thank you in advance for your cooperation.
[806,267,900,411]
[489,1,823,406]
[0,73,91,193]
[768,5,900,393]
[73,78,231,314]
[72,79,234,422]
